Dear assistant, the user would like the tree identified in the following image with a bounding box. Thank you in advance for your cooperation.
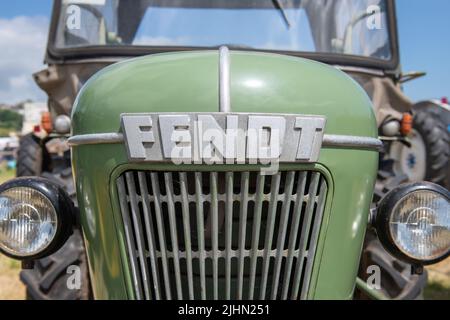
[0,109,23,136]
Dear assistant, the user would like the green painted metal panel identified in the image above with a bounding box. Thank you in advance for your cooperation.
[229,51,377,138]
[72,51,377,139]
[72,51,219,135]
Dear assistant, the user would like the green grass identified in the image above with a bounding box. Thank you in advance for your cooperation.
[424,260,450,300]
[0,256,25,300]
[0,128,14,137]
[0,166,15,184]
[0,165,25,300]
[425,282,450,300]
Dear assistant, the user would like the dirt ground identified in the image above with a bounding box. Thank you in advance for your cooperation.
[0,164,448,300]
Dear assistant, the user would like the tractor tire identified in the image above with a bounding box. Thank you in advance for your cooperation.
[20,230,91,300]
[389,109,450,187]
[364,172,427,300]
[414,109,450,187]
[20,169,90,300]
[42,168,77,205]
[16,134,44,177]
[357,234,427,300]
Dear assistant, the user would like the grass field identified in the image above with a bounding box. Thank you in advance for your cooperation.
[0,163,448,300]
[0,165,26,300]
[0,256,25,300]
[425,260,450,300]
[0,164,14,183]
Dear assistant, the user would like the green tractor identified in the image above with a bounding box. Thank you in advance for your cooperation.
[1,0,449,300]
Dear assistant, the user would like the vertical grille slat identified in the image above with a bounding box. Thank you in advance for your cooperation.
[210,172,219,300]
[194,172,207,300]
[270,171,296,299]
[300,178,328,300]
[117,170,328,301]
[281,172,307,300]
[137,172,161,300]
[117,176,143,300]
[236,172,250,300]
[248,174,266,300]
[291,172,321,300]
[225,172,234,300]
[150,172,172,300]
[163,172,183,299]
[259,173,281,299]
[179,173,194,300]
[125,172,152,300]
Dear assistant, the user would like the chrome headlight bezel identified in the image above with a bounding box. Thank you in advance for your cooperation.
[375,182,450,265]
[0,177,75,260]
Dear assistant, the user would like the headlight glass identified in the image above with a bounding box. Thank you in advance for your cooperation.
[390,190,450,261]
[0,187,58,257]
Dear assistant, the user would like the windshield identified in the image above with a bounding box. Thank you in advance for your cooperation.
[55,0,392,61]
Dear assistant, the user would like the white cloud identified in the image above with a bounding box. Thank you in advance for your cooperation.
[0,16,49,104]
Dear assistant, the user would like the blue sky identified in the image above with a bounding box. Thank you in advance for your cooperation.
[0,1,53,18]
[0,0,448,103]
[396,0,450,101]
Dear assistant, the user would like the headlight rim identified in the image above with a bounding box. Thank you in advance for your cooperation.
[0,177,75,261]
[375,181,450,265]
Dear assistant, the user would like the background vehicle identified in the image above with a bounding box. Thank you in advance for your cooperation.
[8,0,448,300]
[387,98,450,189]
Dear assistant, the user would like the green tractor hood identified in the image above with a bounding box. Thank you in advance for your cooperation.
[70,50,379,300]
[72,50,377,138]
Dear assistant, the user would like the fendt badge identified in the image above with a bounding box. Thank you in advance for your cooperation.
[121,113,326,164]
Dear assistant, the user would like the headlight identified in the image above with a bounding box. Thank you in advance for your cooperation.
[0,178,74,260]
[375,182,450,265]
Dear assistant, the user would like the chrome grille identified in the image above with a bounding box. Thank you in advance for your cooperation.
[116,170,328,300]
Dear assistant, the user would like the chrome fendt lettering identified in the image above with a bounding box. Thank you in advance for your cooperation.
[121,113,326,164]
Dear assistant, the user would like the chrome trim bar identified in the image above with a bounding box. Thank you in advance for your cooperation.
[322,134,383,151]
[219,46,231,112]
[334,65,385,77]
[69,132,382,151]
[68,133,124,146]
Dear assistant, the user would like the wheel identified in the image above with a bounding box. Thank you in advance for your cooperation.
[16,133,47,177]
[389,109,450,187]
[16,133,89,299]
[42,168,77,204]
[365,168,427,300]
[356,233,427,300]
[20,230,91,300]
[20,169,90,299]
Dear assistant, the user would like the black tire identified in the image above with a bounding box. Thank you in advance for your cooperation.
[20,230,91,300]
[20,169,90,300]
[42,168,77,205]
[357,233,427,300]
[365,170,426,299]
[16,133,44,177]
[373,169,409,204]
[413,108,450,187]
